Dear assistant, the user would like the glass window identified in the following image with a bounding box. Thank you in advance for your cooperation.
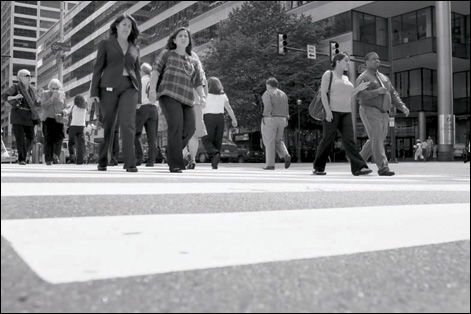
[395,72,409,98]
[392,16,402,45]
[361,14,375,44]
[40,9,60,19]
[13,39,36,49]
[402,12,417,43]
[40,20,56,29]
[452,12,466,44]
[432,70,437,97]
[409,69,421,96]
[423,69,433,96]
[376,17,387,46]
[14,28,36,38]
[352,11,362,41]
[315,11,352,40]
[41,1,60,9]
[13,50,36,60]
[14,6,37,16]
[417,8,432,40]
[14,17,36,27]
[454,72,467,98]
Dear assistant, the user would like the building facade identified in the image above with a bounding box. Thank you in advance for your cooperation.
[286,1,469,160]
[3,1,469,160]
[1,1,78,146]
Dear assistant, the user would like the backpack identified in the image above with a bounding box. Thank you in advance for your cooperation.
[308,71,333,121]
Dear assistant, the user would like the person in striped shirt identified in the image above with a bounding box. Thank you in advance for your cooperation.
[148,27,206,173]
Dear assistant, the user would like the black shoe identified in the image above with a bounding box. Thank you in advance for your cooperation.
[187,162,196,170]
[262,166,275,170]
[53,156,59,164]
[97,165,107,171]
[46,161,52,166]
[313,170,326,175]
[211,153,220,169]
[126,167,138,172]
[353,168,373,176]
[136,160,143,166]
[145,163,154,167]
[284,155,292,169]
[19,161,26,165]
[379,170,395,176]
[170,168,182,173]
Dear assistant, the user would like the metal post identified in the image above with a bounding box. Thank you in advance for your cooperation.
[388,17,397,163]
[436,1,454,161]
[297,99,302,163]
[58,1,64,82]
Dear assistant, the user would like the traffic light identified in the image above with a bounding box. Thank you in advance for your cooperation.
[278,33,288,55]
[330,41,339,61]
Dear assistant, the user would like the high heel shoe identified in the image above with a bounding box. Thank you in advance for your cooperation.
[187,162,196,170]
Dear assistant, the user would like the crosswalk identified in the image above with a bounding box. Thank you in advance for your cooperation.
[1,162,470,286]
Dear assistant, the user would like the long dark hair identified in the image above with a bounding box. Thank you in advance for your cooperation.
[110,14,140,45]
[166,27,193,55]
[331,52,350,75]
[208,77,224,95]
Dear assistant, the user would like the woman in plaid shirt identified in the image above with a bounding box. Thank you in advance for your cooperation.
[149,27,206,173]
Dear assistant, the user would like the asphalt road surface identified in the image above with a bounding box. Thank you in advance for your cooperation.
[1,161,470,313]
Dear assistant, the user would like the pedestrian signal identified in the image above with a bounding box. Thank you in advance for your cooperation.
[278,33,288,55]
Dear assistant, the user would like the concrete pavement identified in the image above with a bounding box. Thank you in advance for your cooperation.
[1,161,470,312]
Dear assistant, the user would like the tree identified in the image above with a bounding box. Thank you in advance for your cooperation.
[202,1,330,130]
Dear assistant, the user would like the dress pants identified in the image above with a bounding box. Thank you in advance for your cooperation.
[159,96,195,171]
[359,106,390,174]
[261,117,289,167]
[314,112,368,173]
[135,104,159,164]
[43,118,65,163]
[12,124,35,163]
[68,125,85,164]
[202,113,225,156]
[98,76,138,169]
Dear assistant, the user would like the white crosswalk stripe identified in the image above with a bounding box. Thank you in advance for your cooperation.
[1,163,470,285]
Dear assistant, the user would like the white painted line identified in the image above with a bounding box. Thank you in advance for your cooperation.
[0,172,425,183]
[1,182,469,197]
[1,203,469,284]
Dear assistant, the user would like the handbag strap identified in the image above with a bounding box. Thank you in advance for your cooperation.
[327,70,333,103]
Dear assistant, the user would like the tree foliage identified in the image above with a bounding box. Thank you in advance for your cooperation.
[202,2,330,130]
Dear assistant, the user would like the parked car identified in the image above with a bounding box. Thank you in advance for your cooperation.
[232,132,265,163]
[196,138,238,163]
[453,143,466,159]
[1,148,18,163]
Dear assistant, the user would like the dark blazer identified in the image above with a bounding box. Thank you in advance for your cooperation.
[90,37,141,103]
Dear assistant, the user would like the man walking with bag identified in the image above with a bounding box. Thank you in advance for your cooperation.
[261,77,291,170]
[356,52,410,176]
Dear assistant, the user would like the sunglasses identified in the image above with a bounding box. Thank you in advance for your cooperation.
[22,75,32,78]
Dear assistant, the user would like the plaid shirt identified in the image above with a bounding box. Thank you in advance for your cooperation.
[153,49,204,107]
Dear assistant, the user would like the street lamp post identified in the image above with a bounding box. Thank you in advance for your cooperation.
[297,99,302,163]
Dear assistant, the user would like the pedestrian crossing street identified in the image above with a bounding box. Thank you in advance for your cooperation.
[1,163,470,285]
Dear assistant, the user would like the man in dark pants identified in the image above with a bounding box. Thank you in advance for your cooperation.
[356,52,410,176]
[2,69,42,165]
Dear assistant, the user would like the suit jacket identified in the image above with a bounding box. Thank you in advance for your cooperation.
[90,37,141,103]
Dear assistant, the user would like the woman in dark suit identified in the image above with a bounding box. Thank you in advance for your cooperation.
[90,13,141,172]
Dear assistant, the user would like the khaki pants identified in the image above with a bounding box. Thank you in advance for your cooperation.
[359,106,390,174]
[261,117,289,167]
